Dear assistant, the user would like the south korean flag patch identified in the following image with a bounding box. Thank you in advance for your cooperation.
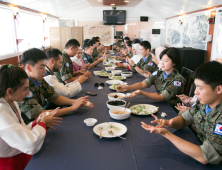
[213,124,222,136]
[173,81,181,87]
[147,62,153,66]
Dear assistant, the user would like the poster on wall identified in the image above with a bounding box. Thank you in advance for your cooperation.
[166,19,181,47]
[78,21,112,44]
[216,12,222,54]
[182,15,209,50]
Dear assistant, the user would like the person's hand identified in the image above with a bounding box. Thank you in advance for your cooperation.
[77,75,88,84]
[114,56,119,59]
[141,122,169,136]
[122,49,127,55]
[127,90,141,98]
[175,103,190,112]
[70,96,89,111]
[81,63,90,70]
[150,114,173,128]
[143,71,151,78]
[40,107,62,130]
[115,62,122,67]
[176,94,192,106]
[128,59,135,66]
[82,101,94,108]
[116,85,128,92]
[83,71,91,78]
[80,69,87,74]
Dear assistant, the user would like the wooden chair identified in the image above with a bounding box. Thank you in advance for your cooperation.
[181,67,194,97]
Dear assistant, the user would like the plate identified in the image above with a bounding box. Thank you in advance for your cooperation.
[106,80,124,85]
[93,71,107,76]
[130,104,158,115]
[109,76,126,80]
[99,73,113,77]
[93,122,127,138]
[109,84,117,91]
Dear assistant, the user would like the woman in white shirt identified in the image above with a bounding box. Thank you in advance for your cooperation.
[0,65,62,170]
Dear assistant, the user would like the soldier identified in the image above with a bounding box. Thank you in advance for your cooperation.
[128,41,158,76]
[82,42,104,69]
[19,48,94,124]
[44,48,87,98]
[91,39,101,60]
[54,39,91,84]
[117,48,185,112]
[112,36,122,51]
[141,61,222,165]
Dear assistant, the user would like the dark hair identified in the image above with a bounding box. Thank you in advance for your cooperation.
[0,65,28,97]
[114,36,118,39]
[84,39,90,47]
[92,37,99,42]
[160,48,181,69]
[21,48,47,67]
[124,37,130,41]
[193,61,222,90]
[46,48,62,61]
[126,40,132,47]
[88,39,96,46]
[65,39,80,49]
[84,42,93,49]
[140,41,151,51]
[151,49,156,55]
[133,39,141,44]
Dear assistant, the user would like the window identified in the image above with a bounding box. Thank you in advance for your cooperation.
[0,8,17,57]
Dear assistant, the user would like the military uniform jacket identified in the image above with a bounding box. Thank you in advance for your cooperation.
[182,100,222,164]
[143,69,185,111]
[54,51,75,84]
[82,52,95,64]
[128,51,133,58]
[137,54,158,73]
[112,42,122,50]
[92,47,101,59]
[18,79,59,124]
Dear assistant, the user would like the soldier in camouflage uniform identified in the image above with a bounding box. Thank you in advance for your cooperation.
[141,61,222,164]
[117,48,185,112]
[18,78,59,124]
[112,36,122,51]
[92,47,101,60]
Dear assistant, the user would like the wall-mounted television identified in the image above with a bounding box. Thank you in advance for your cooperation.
[103,10,126,25]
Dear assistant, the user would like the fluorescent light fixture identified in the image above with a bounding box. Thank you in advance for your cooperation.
[111,4,115,5]
[124,1,129,2]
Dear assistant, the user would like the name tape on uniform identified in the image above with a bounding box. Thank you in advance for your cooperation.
[152,71,158,76]
[173,81,181,87]
[214,123,222,136]
[148,62,153,66]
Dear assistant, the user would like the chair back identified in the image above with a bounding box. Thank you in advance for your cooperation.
[181,67,194,96]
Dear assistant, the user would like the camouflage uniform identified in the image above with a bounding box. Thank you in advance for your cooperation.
[92,47,101,59]
[112,42,122,50]
[82,52,95,64]
[18,78,59,124]
[137,54,158,73]
[54,51,75,84]
[143,69,185,112]
[182,100,222,164]
[128,51,133,58]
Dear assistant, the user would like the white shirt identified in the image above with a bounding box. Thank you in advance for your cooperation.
[44,75,82,98]
[0,98,46,157]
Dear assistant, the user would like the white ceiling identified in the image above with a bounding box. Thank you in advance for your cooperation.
[2,0,222,19]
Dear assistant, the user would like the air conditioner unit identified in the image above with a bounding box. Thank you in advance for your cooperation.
[151,29,165,48]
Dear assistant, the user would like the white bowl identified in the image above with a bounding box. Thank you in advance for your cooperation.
[111,70,122,75]
[93,71,104,76]
[106,100,126,109]
[105,67,115,71]
[109,107,131,120]
[108,93,126,101]
[84,118,97,126]
[121,72,133,77]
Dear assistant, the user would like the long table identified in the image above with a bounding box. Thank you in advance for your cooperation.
[26,63,222,170]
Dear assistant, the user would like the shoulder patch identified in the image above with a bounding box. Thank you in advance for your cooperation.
[148,62,153,66]
[213,123,222,136]
[83,58,87,61]
[173,81,181,87]
[26,91,33,98]
[152,71,158,76]
[66,62,69,67]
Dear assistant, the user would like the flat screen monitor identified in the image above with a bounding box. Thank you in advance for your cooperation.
[103,10,126,25]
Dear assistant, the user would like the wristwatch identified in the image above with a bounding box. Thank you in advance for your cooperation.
[133,64,137,67]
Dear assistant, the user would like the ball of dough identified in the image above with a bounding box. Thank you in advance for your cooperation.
[85,101,91,107]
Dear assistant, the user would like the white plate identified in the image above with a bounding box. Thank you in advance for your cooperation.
[93,71,107,76]
[106,80,124,85]
[99,73,113,77]
[109,85,117,91]
[93,122,127,138]
[130,104,158,115]
[109,76,126,80]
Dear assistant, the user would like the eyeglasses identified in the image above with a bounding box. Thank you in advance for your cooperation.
[77,52,83,54]
[94,83,105,87]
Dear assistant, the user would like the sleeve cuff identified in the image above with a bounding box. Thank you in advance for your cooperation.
[161,90,171,101]
[200,141,222,164]
[31,120,37,128]
[61,73,73,81]
[46,93,60,103]
[181,110,194,124]
[143,77,153,88]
